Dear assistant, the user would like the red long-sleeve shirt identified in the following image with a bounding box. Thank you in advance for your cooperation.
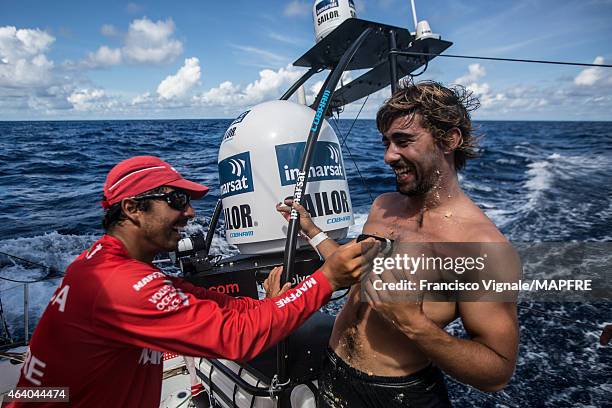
[5,235,332,407]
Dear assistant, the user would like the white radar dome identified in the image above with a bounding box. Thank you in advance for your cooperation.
[218,100,354,254]
[313,0,357,43]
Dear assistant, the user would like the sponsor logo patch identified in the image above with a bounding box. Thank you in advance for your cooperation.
[275,276,318,308]
[275,141,345,186]
[230,110,250,127]
[219,152,254,198]
[316,0,338,16]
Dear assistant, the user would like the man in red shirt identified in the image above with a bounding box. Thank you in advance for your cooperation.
[6,156,379,407]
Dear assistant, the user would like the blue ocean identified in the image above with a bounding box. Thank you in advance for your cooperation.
[0,119,610,407]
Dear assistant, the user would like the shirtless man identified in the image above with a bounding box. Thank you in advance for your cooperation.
[277,81,519,407]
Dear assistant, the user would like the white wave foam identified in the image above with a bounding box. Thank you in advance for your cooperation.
[0,232,98,340]
[495,158,517,164]
[458,173,493,193]
[347,212,368,238]
[483,208,514,229]
[0,231,98,279]
[525,160,553,192]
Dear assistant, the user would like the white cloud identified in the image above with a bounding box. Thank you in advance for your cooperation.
[79,17,183,69]
[123,17,183,64]
[309,71,353,99]
[131,92,153,106]
[231,44,288,67]
[3,26,54,56]
[284,1,311,17]
[67,88,108,111]
[574,56,611,86]
[243,66,302,101]
[455,63,486,85]
[195,64,304,108]
[85,46,122,67]
[310,80,324,96]
[268,32,303,46]
[453,64,506,109]
[0,26,55,87]
[196,81,241,107]
[157,57,201,99]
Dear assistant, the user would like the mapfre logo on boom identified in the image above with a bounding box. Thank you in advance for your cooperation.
[275,141,345,186]
[219,152,254,198]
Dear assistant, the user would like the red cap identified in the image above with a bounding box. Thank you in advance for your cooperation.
[101,156,209,209]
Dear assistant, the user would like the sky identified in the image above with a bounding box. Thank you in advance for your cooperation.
[1,0,611,121]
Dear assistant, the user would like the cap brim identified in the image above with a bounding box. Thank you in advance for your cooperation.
[167,178,210,199]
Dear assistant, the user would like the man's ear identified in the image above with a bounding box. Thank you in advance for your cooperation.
[445,127,463,153]
[120,198,142,226]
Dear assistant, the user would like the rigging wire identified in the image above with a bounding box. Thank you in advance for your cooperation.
[408,59,428,77]
[392,51,612,68]
[0,296,12,344]
[0,250,63,283]
[331,95,375,203]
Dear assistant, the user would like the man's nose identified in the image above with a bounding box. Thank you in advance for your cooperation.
[384,144,401,165]
[184,203,195,219]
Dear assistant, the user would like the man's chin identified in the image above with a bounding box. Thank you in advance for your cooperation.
[164,234,181,252]
[395,183,431,197]
[396,182,421,196]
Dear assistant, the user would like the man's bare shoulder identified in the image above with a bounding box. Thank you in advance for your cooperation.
[371,192,404,208]
[448,196,508,243]
[365,193,407,224]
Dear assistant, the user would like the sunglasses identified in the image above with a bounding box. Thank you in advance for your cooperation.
[133,190,191,211]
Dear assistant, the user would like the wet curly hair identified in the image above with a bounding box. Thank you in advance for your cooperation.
[376,80,481,171]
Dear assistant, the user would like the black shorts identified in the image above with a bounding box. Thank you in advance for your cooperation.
[317,348,452,408]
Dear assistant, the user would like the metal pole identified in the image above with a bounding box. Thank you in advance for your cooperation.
[280,66,319,101]
[203,199,223,258]
[388,30,399,94]
[410,0,419,32]
[277,26,373,408]
[24,284,29,343]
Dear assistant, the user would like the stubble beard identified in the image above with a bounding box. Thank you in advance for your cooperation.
[396,155,441,198]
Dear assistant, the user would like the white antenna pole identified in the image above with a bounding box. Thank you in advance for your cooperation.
[410,0,418,32]
[297,85,306,105]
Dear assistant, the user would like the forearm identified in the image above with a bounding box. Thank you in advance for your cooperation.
[304,227,339,260]
[402,319,515,391]
[169,276,260,311]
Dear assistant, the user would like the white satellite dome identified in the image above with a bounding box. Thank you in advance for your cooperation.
[218,100,354,254]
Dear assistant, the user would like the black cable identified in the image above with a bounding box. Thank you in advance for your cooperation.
[392,50,612,68]
[333,119,375,203]
[208,363,215,406]
[330,288,350,302]
[0,250,63,283]
[233,366,245,408]
[331,99,375,205]
[340,94,369,147]
[249,379,261,408]
[0,275,60,284]
[409,59,428,77]
[0,250,58,272]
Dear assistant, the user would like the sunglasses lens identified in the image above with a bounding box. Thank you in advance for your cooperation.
[169,191,190,210]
